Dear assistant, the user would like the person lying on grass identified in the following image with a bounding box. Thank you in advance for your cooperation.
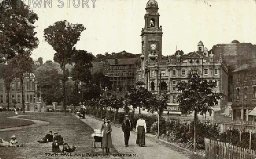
[0,135,23,147]
[38,131,53,143]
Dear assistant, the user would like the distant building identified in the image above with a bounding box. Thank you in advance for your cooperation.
[212,41,256,70]
[105,57,139,92]
[0,73,38,111]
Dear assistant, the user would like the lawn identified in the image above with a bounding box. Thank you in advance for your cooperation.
[0,112,34,129]
[0,112,119,159]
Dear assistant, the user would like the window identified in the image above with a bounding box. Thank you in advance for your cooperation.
[151,82,155,91]
[204,69,208,75]
[173,70,176,76]
[236,88,240,99]
[253,87,256,98]
[181,69,186,76]
[214,69,218,75]
[17,95,20,103]
[244,87,248,99]
[172,80,176,85]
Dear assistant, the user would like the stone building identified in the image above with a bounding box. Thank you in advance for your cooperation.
[0,73,38,111]
[137,0,229,112]
[232,64,256,122]
[105,57,139,92]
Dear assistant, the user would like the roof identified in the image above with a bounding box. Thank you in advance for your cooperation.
[249,107,256,116]
[107,58,139,65]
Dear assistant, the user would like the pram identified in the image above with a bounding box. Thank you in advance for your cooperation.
[91,129,103,148]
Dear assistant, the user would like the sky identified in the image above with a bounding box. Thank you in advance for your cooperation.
[16,0,256,61]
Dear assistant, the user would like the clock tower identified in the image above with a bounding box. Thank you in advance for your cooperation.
[141,0,163,69]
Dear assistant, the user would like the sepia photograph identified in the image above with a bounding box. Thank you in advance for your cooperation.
[1,0,256,158]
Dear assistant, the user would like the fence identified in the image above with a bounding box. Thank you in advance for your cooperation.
[204,138,256,159]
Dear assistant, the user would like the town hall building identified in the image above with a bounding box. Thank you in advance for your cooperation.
[137,0,229,112]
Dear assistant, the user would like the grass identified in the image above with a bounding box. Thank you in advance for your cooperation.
[0,112,34,129]
[0,112,119,159]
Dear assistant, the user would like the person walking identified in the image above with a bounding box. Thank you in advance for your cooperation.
[136,116,147,147]
[122,115,132,147]
[101,118,112,154]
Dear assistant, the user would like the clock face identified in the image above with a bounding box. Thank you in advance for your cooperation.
[150,43,157,50]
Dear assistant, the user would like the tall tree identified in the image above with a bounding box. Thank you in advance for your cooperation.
[9,54,34,113]
[149,93,168,117]
[44,20,85,114]
[0,0,38,59]
[71,50,94,103]
[92,72,112,90]
[176,73,222,152]
[2,64,15,110]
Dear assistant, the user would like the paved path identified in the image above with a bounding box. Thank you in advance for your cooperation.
[79,115,189,159]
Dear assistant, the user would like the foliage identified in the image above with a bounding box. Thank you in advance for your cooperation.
[176,73,222,151]
[71,50,94,83]
[92,72,112,90]
[127,87,153,113]
[0,0,38,59]
[177,73,222,115]
[44,20,85,113]
[34,61,63,105]
[148,93,168,117]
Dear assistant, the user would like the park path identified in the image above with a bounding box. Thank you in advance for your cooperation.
[79,115,189,159]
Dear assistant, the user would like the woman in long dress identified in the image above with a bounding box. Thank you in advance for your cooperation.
[101,118,112,154]
[136,116,147,147]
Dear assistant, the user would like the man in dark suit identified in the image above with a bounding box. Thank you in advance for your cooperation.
[122,115,132,147]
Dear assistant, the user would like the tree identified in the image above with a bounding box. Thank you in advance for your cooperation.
[149,93,168,117]
[44,20,85,114]
[8,54,34,113]
[0,0,38,60]
[71,50,94,103]
[128,87,153,114]
[176,73,222,152]
[92,72,112,90]
[2,64,15,110]
[34,61,63,105]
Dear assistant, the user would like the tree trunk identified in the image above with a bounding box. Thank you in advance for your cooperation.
[21,77,25,113]
[7,89,10,111]
[193,110,197,152]
[139,106,141,114]
[62,65,66,115]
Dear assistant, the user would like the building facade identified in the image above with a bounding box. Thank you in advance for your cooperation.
[105,57,139,92]
[137,0,229,112]
[232,65,256,122]
[0,73,38,110]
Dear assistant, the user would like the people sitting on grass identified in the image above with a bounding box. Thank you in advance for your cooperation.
[62,143,76,153]
[38,131,53,143]
[53,132,64,145]
[9,135,23,147]
[52,139,61,153]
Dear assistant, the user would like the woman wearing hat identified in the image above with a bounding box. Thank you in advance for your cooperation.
[101,118,112,154]
[136,116,147,147]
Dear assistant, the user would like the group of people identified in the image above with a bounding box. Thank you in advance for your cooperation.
[122,115,147,147]
[38,131,76,153]
[0,135,23,147]
[99,115,147,154]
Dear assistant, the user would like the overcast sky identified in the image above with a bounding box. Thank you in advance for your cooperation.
[20,0,256,61]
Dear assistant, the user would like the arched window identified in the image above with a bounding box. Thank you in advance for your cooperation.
[149,18,155,27]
